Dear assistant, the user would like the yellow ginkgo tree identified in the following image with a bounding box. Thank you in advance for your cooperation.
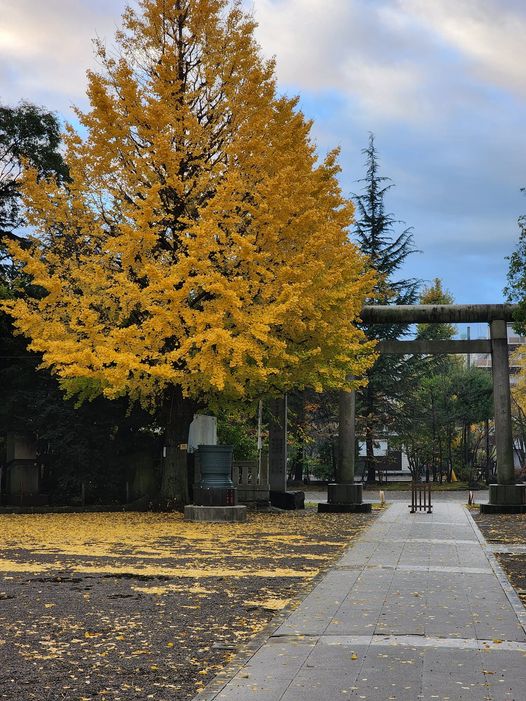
[4,0,376,505]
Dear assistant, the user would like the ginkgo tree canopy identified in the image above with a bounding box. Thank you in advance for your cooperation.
[4,0,376,411]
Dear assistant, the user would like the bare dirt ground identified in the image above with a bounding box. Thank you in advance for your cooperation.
[473,511,526,607]
[0,509,375,701]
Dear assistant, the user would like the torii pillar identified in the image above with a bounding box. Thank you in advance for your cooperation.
[481,319,524,512]
[318,389,371,513]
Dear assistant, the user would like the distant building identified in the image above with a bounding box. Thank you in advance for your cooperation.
[470,324,525,377]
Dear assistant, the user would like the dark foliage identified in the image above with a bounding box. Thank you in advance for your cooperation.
[0,101,68,240]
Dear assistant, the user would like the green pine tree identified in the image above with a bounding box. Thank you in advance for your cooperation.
[353,134,420,483]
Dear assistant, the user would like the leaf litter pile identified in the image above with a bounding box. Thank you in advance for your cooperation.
[474,512,526,605]
[0,509,374,700]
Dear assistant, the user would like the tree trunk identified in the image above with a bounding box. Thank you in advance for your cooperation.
[291,391,305,482]
[160,385,196,508]
[463,422,471,475]
[293,448,304,482]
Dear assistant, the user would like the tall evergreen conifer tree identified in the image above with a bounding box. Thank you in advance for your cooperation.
[353,134,420,482]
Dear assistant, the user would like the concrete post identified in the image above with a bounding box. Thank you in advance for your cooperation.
[268,396,287,492]
[490,320,515,485]
[338,390,355,483]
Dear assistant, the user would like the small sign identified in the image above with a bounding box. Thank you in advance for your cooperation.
[179,443,188,450]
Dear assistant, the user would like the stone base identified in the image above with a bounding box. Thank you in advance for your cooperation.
[270,491,305,510]
[479,484,526,514]
[488,483,525,504]
[480,503,526,514]
[317,482,371,513]
[327,483,363,504]
[184,505,247,522]
[318,502,372,513]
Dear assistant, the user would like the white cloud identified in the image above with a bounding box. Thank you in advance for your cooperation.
[4,0,524,126]
[398,0,526,96]
[339,60,426,122]
[251,0,433,122]
[0,0,125,113]
[2,0,525,124]
[251,0,526,124]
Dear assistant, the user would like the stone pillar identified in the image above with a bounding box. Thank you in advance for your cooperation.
[490,320,515,485]
[318,389,370,513]
[337,389,355,483]
[481,320,526,512]
[268,396,287,493]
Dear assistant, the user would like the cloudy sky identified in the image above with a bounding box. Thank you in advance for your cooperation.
[1,0,525,322]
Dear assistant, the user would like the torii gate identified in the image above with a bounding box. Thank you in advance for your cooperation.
[319,304,526,514]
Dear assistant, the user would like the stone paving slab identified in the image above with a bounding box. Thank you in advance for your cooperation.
[199,502,526,701]
[272,569,362,637]
[210,640,526,701]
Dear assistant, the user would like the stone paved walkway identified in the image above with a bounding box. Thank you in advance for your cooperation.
[303,489,488,504]
[199,502,526,701]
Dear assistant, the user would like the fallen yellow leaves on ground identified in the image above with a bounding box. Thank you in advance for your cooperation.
[0,509,375,701]
[0,510,370,578]
[474,513,526,615]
